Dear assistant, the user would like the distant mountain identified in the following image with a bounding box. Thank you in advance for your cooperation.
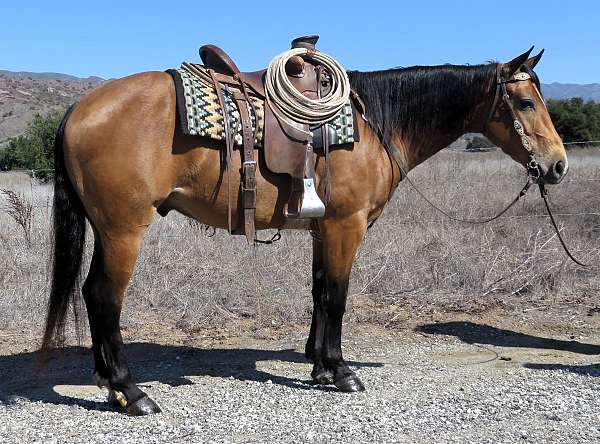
[0,70,104,84]
[541,83,600,102]
[0,68,598,144]
[0,70,105,143]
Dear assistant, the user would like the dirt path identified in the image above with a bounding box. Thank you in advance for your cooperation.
[1,313,600,443]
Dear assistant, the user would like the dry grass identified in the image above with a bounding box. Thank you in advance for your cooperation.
[1,188,33,246]
[1,148,600,336]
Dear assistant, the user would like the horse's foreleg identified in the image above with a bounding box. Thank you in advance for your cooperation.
[83,227,161,415]
[309,213,368,392]
[305,237,333,384]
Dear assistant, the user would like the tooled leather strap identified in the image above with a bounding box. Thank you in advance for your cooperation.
[483,65,503,132]
[482,66,540,179]
[316,66,332,203]
[233,88,257,243]
[350,89,404,187]
[209,69,234,234]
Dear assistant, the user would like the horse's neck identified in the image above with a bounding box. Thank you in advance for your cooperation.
[398,87,492,172]
[349,64,496,173]
[399,129,466,171]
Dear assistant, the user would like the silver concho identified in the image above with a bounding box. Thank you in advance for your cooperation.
[521,135,533,152]
[514,120,525,136]
[512,72,531,81]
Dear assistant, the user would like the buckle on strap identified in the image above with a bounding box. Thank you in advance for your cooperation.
[242,161,256,209]
[243,160,257,172]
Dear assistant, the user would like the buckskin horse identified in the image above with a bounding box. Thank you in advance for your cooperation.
[41,46,567,415]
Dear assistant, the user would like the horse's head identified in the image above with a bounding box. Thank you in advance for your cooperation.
[484,48,567,184]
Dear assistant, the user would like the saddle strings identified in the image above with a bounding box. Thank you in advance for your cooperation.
[265,48,351,128]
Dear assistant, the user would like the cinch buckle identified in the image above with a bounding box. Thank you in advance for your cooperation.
[243,160,257,175]
[242,161,257,185]
[242,161,257,209]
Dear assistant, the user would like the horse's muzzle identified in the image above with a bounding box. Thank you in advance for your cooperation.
[543,159,568,185]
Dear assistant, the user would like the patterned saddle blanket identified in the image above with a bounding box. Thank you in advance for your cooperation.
[167,65,358,149]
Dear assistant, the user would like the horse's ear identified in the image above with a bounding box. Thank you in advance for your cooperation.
[504,46,534,76]
[524,49,544,70]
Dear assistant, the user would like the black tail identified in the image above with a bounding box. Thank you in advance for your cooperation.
[41,105,87,351]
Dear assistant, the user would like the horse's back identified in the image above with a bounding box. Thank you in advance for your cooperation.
[68,71,175,139]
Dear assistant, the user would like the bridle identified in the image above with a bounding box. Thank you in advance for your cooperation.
[483,64,542,181]
[481,65,587,265]
[358,63,587,266]
[482,64,587,266]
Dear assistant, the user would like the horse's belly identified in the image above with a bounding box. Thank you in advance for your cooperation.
[160,184,291,231]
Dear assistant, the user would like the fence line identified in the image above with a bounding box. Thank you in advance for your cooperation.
[563,140,600,146]
[1,139,600,176]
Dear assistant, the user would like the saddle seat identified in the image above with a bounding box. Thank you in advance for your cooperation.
[199,45,267,96]
[199,35,325,100]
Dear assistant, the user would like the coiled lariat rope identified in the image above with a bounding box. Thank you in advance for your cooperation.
[265,48,351,129]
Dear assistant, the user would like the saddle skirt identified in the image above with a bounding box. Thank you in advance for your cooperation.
[167,65,358,151]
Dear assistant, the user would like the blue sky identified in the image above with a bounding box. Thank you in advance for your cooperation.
[1,0,598,84]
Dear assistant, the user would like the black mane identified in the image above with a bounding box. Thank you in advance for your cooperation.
[348,64,498,142]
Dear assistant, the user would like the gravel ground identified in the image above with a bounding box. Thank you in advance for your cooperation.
[2,318,600,443]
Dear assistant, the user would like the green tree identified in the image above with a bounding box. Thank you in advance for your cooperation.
[0,109,66,180]
[547,98,600,145]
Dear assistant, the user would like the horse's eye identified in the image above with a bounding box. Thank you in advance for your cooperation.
[519,98,535,110]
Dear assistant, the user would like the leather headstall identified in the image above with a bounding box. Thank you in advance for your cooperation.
[483,65,542,181]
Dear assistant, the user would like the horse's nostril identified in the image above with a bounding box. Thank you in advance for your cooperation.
[554,160,565,176]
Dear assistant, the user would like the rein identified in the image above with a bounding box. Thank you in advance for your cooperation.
[487,66,588,266]
[356,65,587,266]
[359,113,534,226]
[538,182,588,267]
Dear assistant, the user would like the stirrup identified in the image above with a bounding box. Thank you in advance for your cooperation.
[287,178,325,219]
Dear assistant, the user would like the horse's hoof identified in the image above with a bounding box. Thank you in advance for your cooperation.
[334,374,366,392]
[311,369,334,385]
[125,395,162,416]
[107,390,121,408]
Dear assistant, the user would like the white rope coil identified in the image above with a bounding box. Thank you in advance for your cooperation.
[265,48,351,127]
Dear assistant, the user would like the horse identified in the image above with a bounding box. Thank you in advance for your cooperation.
[41,47,567,415]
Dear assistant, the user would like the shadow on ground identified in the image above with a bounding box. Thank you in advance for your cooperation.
[0,343,382,412]
[417,321,600,377]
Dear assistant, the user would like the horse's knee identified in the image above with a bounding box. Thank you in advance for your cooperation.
[324,279,349,311]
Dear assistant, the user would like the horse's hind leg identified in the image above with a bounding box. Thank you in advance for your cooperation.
[82,227,161,415]
[83,239,110,388]
[307,213,368,392]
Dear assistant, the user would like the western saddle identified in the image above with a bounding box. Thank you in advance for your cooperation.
[187,36,335,243]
